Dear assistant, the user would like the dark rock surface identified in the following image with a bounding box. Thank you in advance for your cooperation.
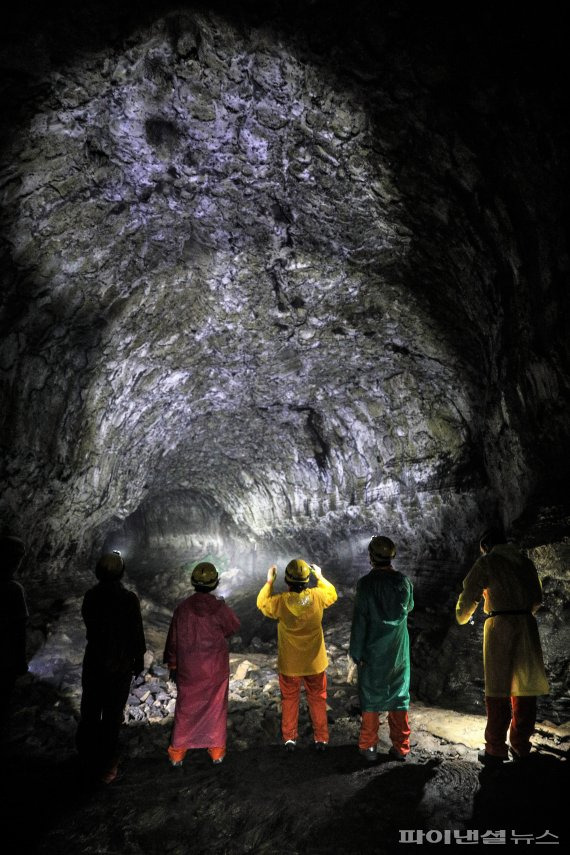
[1,1,568,571]
[3,599,568,854]
[0,2,569,836]
[4,740,567,854]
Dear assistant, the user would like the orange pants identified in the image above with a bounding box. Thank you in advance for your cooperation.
[168,745,225,763]
[359,710,411,754]
[485,696,537,758]
[279,671,329,742]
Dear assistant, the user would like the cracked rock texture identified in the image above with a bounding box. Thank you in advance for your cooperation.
[0,1,569,719]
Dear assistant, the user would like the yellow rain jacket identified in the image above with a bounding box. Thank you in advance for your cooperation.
[456,543,549,697]
[256,577,338,676]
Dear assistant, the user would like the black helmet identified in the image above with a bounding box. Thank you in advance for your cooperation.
[479,527,506,553]
[368,536,396,564]
[96,551,125,581]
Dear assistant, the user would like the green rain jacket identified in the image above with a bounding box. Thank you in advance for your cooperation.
[349,566,414,711]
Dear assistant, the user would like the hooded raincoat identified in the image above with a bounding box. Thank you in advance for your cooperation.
[256,578,337,675]
[349,567,414,711]
[164,593,240,749]
[456,542,549,697]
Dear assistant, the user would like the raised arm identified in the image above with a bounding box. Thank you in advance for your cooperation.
[456,559,487,625]
[311,564,338,608]
[256,565,280,618]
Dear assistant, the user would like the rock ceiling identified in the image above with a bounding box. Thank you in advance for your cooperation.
[0,1,568,583]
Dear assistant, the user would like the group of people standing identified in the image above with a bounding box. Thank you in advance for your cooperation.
[256,536,415,762]
[73,536,415,782]
[163,536,415,771]
[1,524,550,785]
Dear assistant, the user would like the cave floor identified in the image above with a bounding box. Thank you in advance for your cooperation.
[3,590,568,852]
[2,672,567,855]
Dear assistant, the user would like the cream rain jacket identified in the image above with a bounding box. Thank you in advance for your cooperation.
[456,543,549,697]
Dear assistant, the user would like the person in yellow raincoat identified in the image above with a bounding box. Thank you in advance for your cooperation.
[256,559,337,751]
[456,526,549,765]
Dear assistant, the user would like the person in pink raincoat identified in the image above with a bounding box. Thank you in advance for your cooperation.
[163,561,240,766]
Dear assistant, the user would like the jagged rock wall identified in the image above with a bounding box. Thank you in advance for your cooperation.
[0,2,568,715]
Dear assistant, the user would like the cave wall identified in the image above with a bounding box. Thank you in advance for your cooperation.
[0,1,569,716]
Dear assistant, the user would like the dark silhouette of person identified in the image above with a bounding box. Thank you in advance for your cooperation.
[76,551,146,783]
[0,535,28,733]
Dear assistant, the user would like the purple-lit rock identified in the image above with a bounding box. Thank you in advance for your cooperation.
[0,1,568,725]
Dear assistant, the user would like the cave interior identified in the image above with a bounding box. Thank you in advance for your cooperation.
[1,1,569,852]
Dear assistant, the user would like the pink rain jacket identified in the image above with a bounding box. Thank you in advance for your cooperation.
[164,593,240,749]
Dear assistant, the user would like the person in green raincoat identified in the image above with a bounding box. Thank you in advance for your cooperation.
[349,535,414,761]
[456,526,549,766]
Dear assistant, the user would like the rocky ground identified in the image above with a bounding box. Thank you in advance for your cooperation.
[2,591,568,854]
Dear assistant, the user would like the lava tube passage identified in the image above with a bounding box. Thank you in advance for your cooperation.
[1,1,568,853]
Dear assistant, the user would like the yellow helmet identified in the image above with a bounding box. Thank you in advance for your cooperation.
[191,561,219,589]
[368,536,396,563]
[285,558,311,585]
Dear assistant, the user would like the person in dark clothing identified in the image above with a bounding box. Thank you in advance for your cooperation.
[76,551,146,784]
[0,535,28,733]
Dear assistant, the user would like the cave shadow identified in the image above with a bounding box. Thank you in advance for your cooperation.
[0,753,94,854]
[0,675,107,854]
[141,740,433,798]
[126,744,442,854]
[300,756,443,855]
[471,753,568,845]
[161,741,380,786]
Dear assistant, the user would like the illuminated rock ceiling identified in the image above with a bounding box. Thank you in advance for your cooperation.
[0,0,568,592]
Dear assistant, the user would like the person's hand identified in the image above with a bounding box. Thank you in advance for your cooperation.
[169,669,177,685]
[347,658,358,685]
[267,565,277,584]
[310,563,323,579]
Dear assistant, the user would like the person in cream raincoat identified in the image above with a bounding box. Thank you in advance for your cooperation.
[456,526,549,765]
